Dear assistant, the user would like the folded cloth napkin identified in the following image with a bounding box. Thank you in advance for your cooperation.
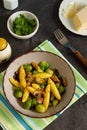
[0,40,87,130]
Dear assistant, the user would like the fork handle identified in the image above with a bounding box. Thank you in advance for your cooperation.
[74,50,87,67]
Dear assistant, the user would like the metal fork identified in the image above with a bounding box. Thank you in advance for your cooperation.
[54,28,87,67]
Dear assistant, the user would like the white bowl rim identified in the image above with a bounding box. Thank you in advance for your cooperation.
[7,11,39,39]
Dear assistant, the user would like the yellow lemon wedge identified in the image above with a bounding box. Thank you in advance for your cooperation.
[0,38,7,51]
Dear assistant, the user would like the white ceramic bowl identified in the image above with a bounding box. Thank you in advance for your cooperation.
[3,51,76,118]
[7,11,39,39]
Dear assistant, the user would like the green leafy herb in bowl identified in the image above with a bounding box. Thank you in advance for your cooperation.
[13,14,37,36]
[7,11,39,39]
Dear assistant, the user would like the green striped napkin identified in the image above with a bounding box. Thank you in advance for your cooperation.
[0,40,87,130]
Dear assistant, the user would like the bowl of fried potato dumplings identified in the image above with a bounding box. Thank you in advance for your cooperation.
[3,51,76,118]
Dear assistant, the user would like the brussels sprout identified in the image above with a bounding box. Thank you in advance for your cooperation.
[52,99,59,107]
[14,90,23,98]
[32,98,37,106]
[35,104,46,113]
[38,61,50,71]
[23,64,33,72]
[40,84,46,89]
[24,99,32,109]
[56,83,60,89]
[12,86,21,91]
[45,68,54,75]
[32,70,38,74]
[58,85,65,94]
[35,77,46,84]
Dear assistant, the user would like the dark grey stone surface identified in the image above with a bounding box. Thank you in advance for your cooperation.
[0,0,87,130]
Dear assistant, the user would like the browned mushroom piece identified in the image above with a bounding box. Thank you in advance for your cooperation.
[51,75,60,83]
[33,91,45,104]
[31,61,43,72]
[13,69,19,81]
[26,73,35,83]
[62,77,67,87]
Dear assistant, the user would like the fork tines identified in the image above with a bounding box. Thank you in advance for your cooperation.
[54,28,68,45]
[54,28,65,40]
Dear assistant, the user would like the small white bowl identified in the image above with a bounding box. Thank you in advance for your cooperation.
[7,11,39,39]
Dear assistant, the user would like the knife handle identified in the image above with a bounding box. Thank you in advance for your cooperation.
[74,50,87,67]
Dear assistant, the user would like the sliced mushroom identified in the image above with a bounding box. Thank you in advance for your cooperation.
[33,91,45,104]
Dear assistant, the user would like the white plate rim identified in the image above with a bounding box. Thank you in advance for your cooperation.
[59,0,87,36]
